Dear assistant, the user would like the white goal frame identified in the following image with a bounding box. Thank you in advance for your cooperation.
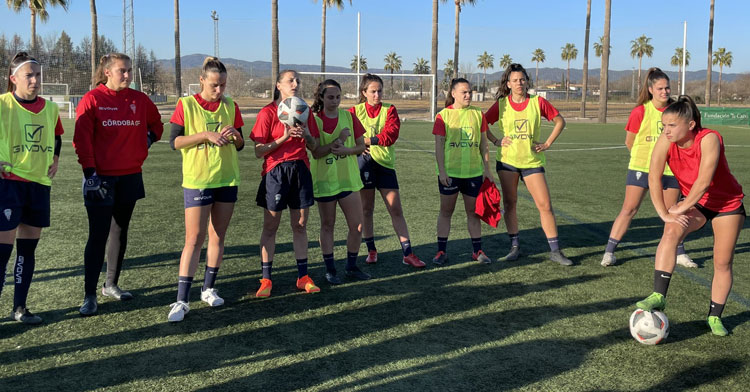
[188,84,201,96]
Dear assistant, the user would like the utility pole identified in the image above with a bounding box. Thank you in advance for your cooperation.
[123,0,136,89]
[211,10,219,58]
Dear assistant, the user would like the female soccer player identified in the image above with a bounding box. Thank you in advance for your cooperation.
[250,70,321,297]
[348,74,425,268]
[485,64,571,266]
[601,68,695,267]
[0,52,63,324]
[74,53,163,316]
[166,57,244,322]
[635,96,744,337]
[310,79,370,283]
[432,78,493,265]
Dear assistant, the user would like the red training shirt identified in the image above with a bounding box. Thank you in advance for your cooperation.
[667,128,744,212]
[484,94,559,125]
[74,84,164,176]
[250,101,320,176]
[316,110,366,138]
[432,105,488,136]
[346,102,400,146]
[170,94,244,128]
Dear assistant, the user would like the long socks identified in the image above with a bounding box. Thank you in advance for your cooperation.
[203,266,219,290]
[605,237,619,253]
[346,251,358,271]
[14,238,39,309]
[296,258,308,278]
[437,237,448,253]
[177,276,193,303]
[363,237,376,252]
[261,261,273,280]
[654,270,672,296]
[323,254,335,274]
[105,202,136,287]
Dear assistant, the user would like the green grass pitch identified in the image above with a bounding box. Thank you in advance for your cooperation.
[1,119,749,391]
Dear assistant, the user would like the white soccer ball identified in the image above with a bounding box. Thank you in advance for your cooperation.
[629,309,669,345]
[277,96,310,127]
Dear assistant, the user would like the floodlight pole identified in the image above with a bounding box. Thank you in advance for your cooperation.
[211,11,219,58]
[681,21,687,95]
[356,12,361,95]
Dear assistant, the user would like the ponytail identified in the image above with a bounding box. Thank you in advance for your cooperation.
[635,67,671,107]
[311,79,342,113]
[445,78,470,107]
[663,95,702,130]
[274,69,298,101]
[7,51,40,93]
[358,73,384,104]
[93,53,130,86]
[495,63,531,100]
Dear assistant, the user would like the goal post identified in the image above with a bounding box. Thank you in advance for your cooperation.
[296,71,436,121]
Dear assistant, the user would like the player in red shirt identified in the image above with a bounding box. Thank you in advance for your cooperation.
[636,96,745,336]
[74,53,164,316]
[250,70,321,297]
[0,52,64,324]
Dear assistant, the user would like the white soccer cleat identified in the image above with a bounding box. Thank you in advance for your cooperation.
[167,301,190,323]
[200,288,225,307]
[676,254,698,268]
[601,252,616,267]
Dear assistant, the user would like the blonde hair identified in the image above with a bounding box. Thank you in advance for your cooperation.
[93,53,131,86]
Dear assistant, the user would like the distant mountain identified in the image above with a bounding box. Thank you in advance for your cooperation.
[158,54,742,83]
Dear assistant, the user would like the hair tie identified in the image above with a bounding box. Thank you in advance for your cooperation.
[11,60,39,76]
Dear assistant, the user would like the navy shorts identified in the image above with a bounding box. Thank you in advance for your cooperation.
[314,191,353,203]
[358,154,399,190]
[84,172,145,207]
[256,160,314,211]
[438,175,482,197]
[626,170,679,190]
[184,186,238,208]
[695,203,746,221]
[0,179,51,230]
[496,161,545,178]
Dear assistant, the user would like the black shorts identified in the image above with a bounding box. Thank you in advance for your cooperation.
[496,161,545,178]
[256,160,314,211]
[358,154,399,190]
[438,175,482,197]
[84,172,145,207]
[183,186,238,208]
[695,203,746,221]
[314,191,353,203]
[0,179,51,230]
[625,170,680,190]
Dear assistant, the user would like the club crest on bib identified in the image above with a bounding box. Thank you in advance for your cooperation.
[3,208,11,221]
[130,103,137,114]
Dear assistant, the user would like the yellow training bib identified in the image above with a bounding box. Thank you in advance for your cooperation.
[628,101,673,176]
[495,95,544,168]
[436,105,484,178]
[311,109,364,197]
[354,102,395,169]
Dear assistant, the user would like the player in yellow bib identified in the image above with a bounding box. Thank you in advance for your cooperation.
[167,57,245,322]
[310,79,370,283]
[0,52,63,324]
[485,64,571,266]
[601,68,695,268]
[349,74,426,269]
[432,78,494,265]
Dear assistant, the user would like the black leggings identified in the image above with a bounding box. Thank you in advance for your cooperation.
[84,202,136,295]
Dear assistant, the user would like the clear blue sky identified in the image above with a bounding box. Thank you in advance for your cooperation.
[1,0,746,73]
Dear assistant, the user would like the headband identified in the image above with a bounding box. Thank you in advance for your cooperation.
[11,60,39,76]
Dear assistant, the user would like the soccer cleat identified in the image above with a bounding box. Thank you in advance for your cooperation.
[365,250,378,264]
[325,272,342,285]
[473,250,492,264]
[676,254,698,268]
[345,267,371,280]
[102,284,134,301]
[636,292,666,311]
[255,279,272,298]
[167,301,190,323]
[432,251,448,265]
[200,288,225,307]
[707,316,728,336]
[550,250,573,266]
[11,306,42,325]
[403,254,426,268]
[79,295,98,316]
[601,252,616,267]
[497,246,520,262]
[296,275,321,293]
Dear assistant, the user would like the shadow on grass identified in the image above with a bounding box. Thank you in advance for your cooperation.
[641,358,744,392]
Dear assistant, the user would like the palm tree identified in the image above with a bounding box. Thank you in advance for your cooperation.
[443,58,455,84]
[670,48,691,94]
[705,0,715,106]
[442,0,476,79]
[90,0,97,88]
[431,0,439,118]
[598,0,612,123]
[531,49,545,88]
[413,57,430,99]
[317,0,351,73]
[499,54,513,70]
[174,0,182,96]
[476,51,494,97]
[713,47,732,105]
[581,0,591,117]
[561,43,578,101]
[630,34,654,84]
[593,36,611,58]
[383,51,402,95]
[6,0,69,53]
[271,0,279,92]
[350,55,367,72]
